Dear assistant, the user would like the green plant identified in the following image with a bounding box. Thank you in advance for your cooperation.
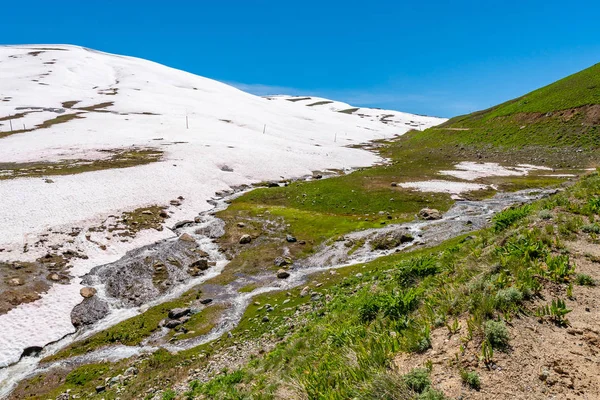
[402,368,431,393]
[536,298,571,326]
[418,387,447,400]
[480,339,494,364]
[492,205,532,232]
[575,273,596,286]
[460,369,481,390]
[538,209,553,220]
[582,223,600,234]
[545,254,574,283]
[484,320,510,350]
[446,319,461,335]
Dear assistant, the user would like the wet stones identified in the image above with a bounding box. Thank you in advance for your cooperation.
[418,208,442,220]
[190,259,209,271]
[239,234,252,244]
[80,286,97,298]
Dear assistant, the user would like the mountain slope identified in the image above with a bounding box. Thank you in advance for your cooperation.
[0,45,446,371]
[420,63,600,148]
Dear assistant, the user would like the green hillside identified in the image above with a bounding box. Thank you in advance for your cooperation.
[417,63,600,148]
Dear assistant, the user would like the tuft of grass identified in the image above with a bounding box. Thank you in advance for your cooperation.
[492,205,532,232]
[460,369,481,390]
[402,368,431,393]
[575,273,596,286]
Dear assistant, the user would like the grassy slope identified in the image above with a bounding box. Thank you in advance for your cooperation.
[426,63,600,148]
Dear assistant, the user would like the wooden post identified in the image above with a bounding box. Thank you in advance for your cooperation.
[334,133,337,142]
[186,114,189,129]
[9,118,13,132]
[263,124,266,134]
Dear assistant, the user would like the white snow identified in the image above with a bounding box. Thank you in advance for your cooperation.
[0,45,446,369]
[398,180,489,194]
[440,161,551,181]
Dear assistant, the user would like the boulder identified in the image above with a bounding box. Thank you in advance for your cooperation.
[190,259,209,271]
[8,278,23,286]
[80,287,97,298]
[71,297,109,328]
[239,234,252,244]
[178,233,196,242]
[165,319,183,329]
[168,307,191,319]
[418,208,442,220]
[276,269,290,279]
[200,298,213,305]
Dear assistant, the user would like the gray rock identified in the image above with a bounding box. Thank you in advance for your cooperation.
[286,234,297,243]
[200,298,213,305]
[168,307,191,319]
[71,296,109,328]
[165,319,184,329]
[96,385,106,393]
[178,233,196,242]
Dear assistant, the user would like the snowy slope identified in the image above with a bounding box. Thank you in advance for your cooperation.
[266,95,442,131]
[0,45,446,369]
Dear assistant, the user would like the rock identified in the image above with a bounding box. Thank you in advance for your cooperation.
[170,200,181,206]
[267,182,279,188]
[313,174,323,179]
[200,298,213,305]
[391,182,398,187]
[8,278,23,286]
[49,273,61,281]
[237,222,246,228]
[159,210,169,218]
[178,233,196,242]
[80,287,97,298]
[310,293,321,301]
[190,259,209,270]
[286,234,297,243]
[168,307,191,319]
[124,366,138,376]
[141,210,153,215]
[194,216,202,223]
[95,385,106,393]
[239,234,252,244]
[71,297,109,328]
[418,208,442,220]
[262,316,270,322]
[274,257,289,267]
[355,273,363,278]
[300,286,310,297]
[165,319,184,329]
[277,269,290,279]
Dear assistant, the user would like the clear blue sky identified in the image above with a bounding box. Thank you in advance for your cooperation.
[1,0,599,117]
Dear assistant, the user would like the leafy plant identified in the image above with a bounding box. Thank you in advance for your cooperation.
[545,254,574,283]
[536,298,571,326]
[492,205,532,232]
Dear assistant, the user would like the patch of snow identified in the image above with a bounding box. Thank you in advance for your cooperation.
[398,180,489,194]
[440,161,551,181]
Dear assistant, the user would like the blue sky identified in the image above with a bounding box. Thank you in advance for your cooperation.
[1,0,599,117]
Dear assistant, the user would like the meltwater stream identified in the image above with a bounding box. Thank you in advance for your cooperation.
[0,188,557,397]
